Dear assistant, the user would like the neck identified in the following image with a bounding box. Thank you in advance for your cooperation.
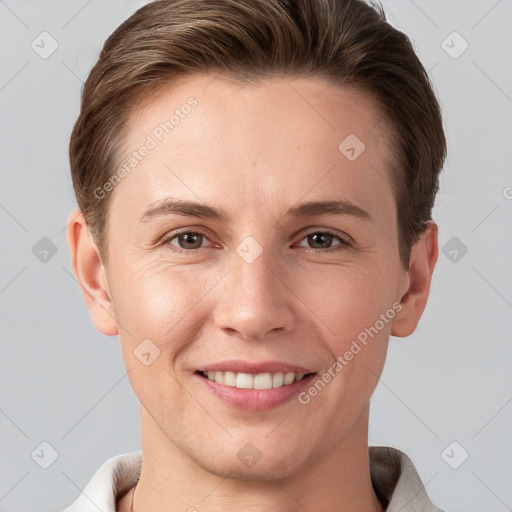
[124,404,384,512]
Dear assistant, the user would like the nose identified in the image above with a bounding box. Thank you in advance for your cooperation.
[213,247,295,341]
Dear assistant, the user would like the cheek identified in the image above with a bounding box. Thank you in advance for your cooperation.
[308,262,396,342]
[110,262,212,413]
[306,262,396,403]
[302,268,393,432]
[109,259,214,357]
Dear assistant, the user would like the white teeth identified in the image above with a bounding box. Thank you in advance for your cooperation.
[272,372,284,388]
[224,371,236,386]
[201,370,309,390]
[283,372,295,385]
[254,373,273,390]
[235,372,254,389]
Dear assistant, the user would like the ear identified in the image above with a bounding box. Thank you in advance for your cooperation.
[66,209,119,336]
[391,220,438,337]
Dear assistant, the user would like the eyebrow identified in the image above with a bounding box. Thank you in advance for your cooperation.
[140,198,372,222]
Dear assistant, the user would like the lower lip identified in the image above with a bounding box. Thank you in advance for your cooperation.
[195,372,316,411]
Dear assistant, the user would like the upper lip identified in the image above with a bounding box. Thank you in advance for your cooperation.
[198,360,315,374]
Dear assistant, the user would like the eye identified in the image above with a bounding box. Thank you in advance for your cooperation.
[296,230,351,251]
[162,229,213,252]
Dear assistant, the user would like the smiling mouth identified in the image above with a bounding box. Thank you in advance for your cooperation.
[196,370,316,390]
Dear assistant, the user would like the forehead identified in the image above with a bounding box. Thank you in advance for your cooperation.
[117,73,396,218]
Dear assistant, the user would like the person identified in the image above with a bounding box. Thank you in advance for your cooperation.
[62,0,447,510]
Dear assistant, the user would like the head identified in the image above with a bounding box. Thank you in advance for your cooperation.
[67,0,445,480]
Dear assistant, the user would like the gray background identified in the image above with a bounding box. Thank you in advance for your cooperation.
[0,0,511,510]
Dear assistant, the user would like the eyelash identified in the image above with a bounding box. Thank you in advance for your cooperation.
[160,228,351,254]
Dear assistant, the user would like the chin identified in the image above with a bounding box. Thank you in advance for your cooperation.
[195,446,308,481]
[207,460,302,482]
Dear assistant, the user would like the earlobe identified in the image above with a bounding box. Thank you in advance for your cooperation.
[66,209,119,336]
[391,221,438,338]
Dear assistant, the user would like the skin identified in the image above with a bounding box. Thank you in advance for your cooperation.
[67,74,438,512]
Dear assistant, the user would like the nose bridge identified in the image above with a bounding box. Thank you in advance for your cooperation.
[214,238,294,340]
[236,242,277,297]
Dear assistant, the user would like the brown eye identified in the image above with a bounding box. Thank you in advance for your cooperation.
[297,231,350,251]
[307,232,334,249]
[166,231,208,250]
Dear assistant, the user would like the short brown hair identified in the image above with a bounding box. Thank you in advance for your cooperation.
[69,0,446,268]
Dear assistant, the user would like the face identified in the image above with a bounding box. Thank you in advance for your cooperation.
[95,74,411,478]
